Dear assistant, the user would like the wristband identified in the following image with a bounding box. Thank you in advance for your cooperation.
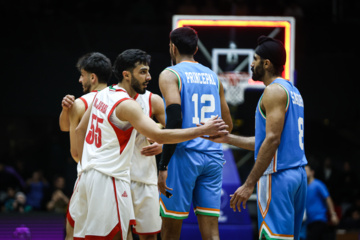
[157,104,182,172]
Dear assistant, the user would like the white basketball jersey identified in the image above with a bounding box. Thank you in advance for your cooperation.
[80,85,137,183]
[76,91,98,174]
[79,90,98,111]
[131,91,158,185]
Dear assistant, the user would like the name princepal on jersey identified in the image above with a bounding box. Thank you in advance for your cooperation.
[93,98,109,114]
[185,72,217,85]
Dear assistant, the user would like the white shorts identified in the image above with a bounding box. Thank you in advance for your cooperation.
[130,181,161,235]
[67,176,81,227]
[72,169,135,240]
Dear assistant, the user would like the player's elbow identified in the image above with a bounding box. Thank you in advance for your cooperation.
[75,125,85,136]
[60,126,69,132]
[266,133,281,147]
[154,138,165,145]
[150,132,166,144]
[70,149,80,163]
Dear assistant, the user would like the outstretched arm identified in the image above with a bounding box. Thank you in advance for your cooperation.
[116,100,227,145]
[202,134,255,151]
[117,99,228,196]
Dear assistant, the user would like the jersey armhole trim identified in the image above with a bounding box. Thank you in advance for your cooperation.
[165,68,182,92]
[273,83,290,112]
[149,92,153,118]
[79,97,88,111]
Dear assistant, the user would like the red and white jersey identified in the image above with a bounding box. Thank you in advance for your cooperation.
[79,85,137,183]
[79,90,98,111]
[76,90,98,174]
[131,90,158,185]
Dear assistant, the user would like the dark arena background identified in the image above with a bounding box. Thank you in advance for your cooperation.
[1,0,360,239]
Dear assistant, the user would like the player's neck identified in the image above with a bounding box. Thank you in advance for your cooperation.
[117,82,137,98]
[176,55,195,64]
[263,75,281,86]
[91,83,107,92]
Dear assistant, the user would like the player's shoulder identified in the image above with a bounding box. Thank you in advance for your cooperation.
[115,97,141,120]
[150,92,162,101]
[159,69,179,88]
[73,97,87,109]
[160,67,178,79]
[264,82,288,99]
[150,93,164,109]
[69,98,87,119]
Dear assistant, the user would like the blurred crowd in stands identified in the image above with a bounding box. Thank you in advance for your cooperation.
[1,152,360,233]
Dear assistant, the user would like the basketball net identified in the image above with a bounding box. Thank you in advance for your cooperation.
[218,72,250,105]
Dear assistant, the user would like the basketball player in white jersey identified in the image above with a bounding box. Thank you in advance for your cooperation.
[129,90,165,240]
[58,52,112,240]
[60,52,164,240]
[74,49,228,240]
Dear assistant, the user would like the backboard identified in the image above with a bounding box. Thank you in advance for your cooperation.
[172,15,296,105]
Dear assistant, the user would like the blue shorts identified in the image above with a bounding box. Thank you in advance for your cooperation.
[257,166,306,240]
[160,148,225,219]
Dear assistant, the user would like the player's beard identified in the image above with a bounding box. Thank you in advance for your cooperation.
[251,63,265,81]
[83,80,91,93]
[131,74,146,94]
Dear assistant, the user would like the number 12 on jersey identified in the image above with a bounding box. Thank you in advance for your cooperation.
[192,93,216,124]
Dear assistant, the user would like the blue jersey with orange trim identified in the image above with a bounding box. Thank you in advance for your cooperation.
[255,78,307,174]
[165,61,222,153]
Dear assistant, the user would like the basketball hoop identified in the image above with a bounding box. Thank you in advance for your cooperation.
[218,72,250,105]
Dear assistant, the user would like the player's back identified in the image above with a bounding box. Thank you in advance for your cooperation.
[75,90,99,173]
[80,85,137,182]
[166,61,222,153]
[255,78,307,174]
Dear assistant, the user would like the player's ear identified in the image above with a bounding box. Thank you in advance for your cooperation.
[264,59,271,68]
[122,70,130,80]
[194,46,198,55]
[172,44,177,55]
[90,73,97,82]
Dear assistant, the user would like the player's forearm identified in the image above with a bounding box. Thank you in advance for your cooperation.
[59,110,70,132]
[326,196,336,215]
[244,136,279,187]
[75,125,87,162]
[227,135,255,151]
[155,126,206,144]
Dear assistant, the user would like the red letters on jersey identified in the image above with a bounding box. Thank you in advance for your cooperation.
[86,114,104,148]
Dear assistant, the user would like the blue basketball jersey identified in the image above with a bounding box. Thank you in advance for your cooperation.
[165,61,222,153]
[255,78,307,174]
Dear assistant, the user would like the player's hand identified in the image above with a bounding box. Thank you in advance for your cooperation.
[229,183,254,212]
[198,115,229,137]
[330,213,339,225]
[201,133,230,144]
[141,142,163,156]
[61,95,75,110]
[158,170,173,198]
